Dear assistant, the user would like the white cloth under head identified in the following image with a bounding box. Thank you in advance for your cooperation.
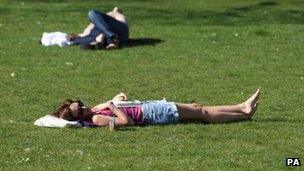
[34,115,81,128]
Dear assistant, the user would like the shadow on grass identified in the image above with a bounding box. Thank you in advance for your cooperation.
[253,117,304,123]
[115,127,137,131]
[129,0,304,26]
[126,38,164,47]
[4,1,304,26]
[85,117,304,131]
[76,38,163,50]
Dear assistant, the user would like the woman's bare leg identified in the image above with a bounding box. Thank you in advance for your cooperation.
[78,23,95,37]
[204,89,260,114]
[176,89,260,123]
[95,34,104,43]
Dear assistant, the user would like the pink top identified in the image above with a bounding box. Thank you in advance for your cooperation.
[93,107,143,125]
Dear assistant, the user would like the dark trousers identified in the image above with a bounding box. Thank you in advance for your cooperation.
[74,10,129,47]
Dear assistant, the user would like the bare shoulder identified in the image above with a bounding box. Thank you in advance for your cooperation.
[114,13,127,24]
[107,10,127,24]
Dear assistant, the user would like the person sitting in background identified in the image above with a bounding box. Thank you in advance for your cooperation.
[69,7,129,50]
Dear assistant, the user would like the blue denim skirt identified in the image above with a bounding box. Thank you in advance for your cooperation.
[142,99,179,125]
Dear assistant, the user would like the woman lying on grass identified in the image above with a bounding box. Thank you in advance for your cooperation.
[52,90,260,129]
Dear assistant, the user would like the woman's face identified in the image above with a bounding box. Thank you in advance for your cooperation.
[69,100,92,120]
[69,100,85,118]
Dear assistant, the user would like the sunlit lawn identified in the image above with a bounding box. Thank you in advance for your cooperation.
[0,0,303,170]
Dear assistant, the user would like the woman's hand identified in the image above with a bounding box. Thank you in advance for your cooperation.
[112,92,128,101]
[91,101,112,112]
[106,101,115,111]
[91,100,135,127]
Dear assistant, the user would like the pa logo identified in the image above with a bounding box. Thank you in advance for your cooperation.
[286,158,301,166]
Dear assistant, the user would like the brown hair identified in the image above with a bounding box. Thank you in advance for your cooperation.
[52,99,75,120]
[53,99,94,121]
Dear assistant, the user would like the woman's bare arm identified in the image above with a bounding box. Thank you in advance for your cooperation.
[92,102,134,126]
[112,92,128,101]
[91,102,108,112]
[78,23,94,37]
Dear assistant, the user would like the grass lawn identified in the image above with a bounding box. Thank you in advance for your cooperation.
[0,0,303,170]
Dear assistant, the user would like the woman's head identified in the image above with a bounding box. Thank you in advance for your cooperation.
[53,99,92,121]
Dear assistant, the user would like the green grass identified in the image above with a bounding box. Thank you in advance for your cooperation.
[0,0,304,170]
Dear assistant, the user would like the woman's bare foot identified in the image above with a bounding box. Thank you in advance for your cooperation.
[241,89,260,115]
[247,102,259,119]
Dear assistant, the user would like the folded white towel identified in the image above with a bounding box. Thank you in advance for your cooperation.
[34,115,81,128]
[41,32,71,47]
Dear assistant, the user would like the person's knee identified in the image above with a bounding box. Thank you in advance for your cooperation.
[191,103,202,108]
[88,10,97,19]
[200,108,212,123]
[192,106,212,123]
